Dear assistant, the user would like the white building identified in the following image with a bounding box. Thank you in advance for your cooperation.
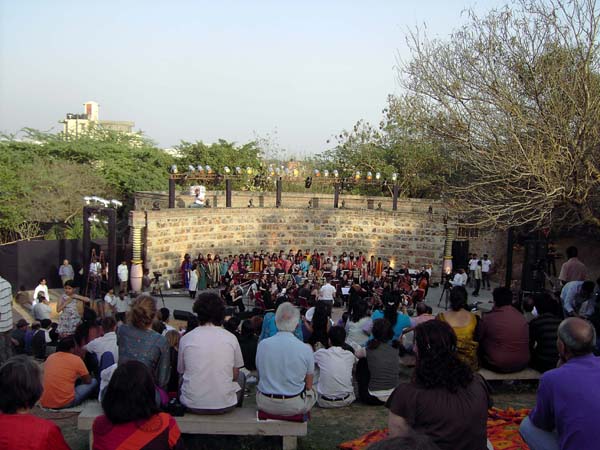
[61,101,134,138]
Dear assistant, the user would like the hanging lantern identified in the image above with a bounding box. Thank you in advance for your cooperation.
[367,171,373,180]
[375,172,381,180]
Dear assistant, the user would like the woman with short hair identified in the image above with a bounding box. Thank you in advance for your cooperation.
[386,320,491,450]
[93,360,184,449]
[0,356,70,449]
[117,294,170,391]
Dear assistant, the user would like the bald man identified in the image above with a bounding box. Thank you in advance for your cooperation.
[520,318,600,450]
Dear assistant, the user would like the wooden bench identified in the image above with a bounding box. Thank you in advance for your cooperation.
[77,402,307,450]
[478,367,541,381]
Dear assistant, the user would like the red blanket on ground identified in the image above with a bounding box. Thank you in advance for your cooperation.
[338,408,530,450]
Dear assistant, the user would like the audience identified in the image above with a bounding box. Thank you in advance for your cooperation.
[528,292,562,373]
[356,318,400,405]
[238,319,259,371]
[40,336,97,409]
[313,326,357,408]
[0,355,70,449]
[93,360,184,450]
[479,287,529,373]
[370,297,411,343]
[520,317,600,450]
[387,320,491,450]
[256,302,316,416]
[11,318,29,354]
[560,280,595,318]
[345,299,371,348]
[85,316,119,366]
[33,294,52,322]
[117,294,170,393]
[165,330,181,395]
[178,292,245,414]
[437,286,479,370]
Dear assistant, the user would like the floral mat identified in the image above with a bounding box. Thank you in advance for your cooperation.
[338,407,530,450]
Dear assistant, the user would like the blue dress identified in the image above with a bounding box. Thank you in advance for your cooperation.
[370,310,411,343]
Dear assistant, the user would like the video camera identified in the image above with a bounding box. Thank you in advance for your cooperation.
[153,271,162,282]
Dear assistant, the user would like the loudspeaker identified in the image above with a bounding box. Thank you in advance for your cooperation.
[521,240,547,292]
[173,309,194,321]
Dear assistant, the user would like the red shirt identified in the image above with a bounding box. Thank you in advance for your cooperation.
[0,413,70,450]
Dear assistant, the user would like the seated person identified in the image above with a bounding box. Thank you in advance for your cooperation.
[437,287,479,371]
[39,336,98,409]
[256,302,316,416]
[159,307,176,334]
[33,294,52,321]
[178,292,245,414]
[479,287,529,373]
[93,361,184,450]
[85,316,119,365]
[31,319,52,360]
[386,320,491,450]
[355,318,400,405]
[314,326,357,408]
[11,319,29,354]
[0,355,70,450]
[520,318,600,450]
[529,292,562,373]
[238,319,258,371]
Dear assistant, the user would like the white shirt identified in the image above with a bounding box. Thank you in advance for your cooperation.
[33,284,49,305]
[313,346,357,398]
[319,283,336,301]
[451,273,465,286]
[86,331,118,363]
[89,262,102,275]
[178,325,244,410]
[162,323,176,335]
[117,264,129,282]
[461,272,468,285]
[189,270,198,291]
[104,293,116,307]
[114,296,131,313]
[482,259,492,273]
[33,302,52,321]
[469,259,479,271]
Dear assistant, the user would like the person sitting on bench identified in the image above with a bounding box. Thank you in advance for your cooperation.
[256,302,316,416]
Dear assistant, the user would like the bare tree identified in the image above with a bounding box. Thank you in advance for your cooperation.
[401,0,600,231]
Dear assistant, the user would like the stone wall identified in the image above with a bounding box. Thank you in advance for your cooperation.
[131,207,456,284]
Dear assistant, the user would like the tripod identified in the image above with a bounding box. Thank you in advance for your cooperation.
[151,275,166,308]
[437,280,451,310]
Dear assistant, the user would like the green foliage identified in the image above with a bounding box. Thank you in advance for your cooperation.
[0,129,174,243]
[313,95,454,198]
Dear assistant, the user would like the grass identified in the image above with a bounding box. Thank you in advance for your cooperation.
[39,375,537,450]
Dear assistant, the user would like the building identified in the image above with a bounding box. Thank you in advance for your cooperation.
[61,101,135,138]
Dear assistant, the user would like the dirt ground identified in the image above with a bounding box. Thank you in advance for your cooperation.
[39,375,537,450]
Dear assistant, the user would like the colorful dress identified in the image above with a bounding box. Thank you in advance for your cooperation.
[56,294,81,336]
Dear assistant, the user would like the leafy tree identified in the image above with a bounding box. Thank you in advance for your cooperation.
[400,0,600,231]
[313,95,453,198]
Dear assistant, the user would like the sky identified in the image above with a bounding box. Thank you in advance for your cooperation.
[0,0,508,157]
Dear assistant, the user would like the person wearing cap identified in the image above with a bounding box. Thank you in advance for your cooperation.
[11,319,29,354]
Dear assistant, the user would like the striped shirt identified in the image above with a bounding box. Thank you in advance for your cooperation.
[0,277,12,332]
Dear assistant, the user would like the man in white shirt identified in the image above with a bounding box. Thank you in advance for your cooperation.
[468,254,479,287]
[117,261,129,293]
[482,254,492,289]
[318,278,337,315]
[314,326,357,408]
[178,292,245,414]
[159,307,176,335]
[85,317,118,364]
[450,269,467,287]
[33,295,52,321]
[32,278,49,307]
